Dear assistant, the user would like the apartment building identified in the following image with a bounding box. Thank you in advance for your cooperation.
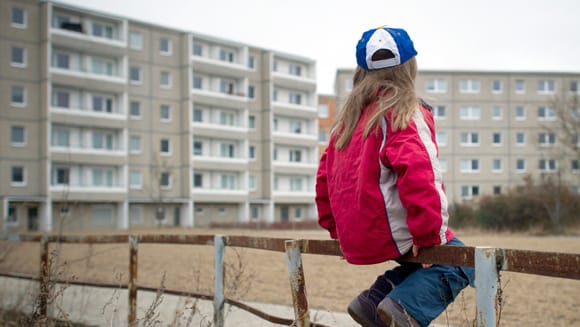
[317,94,336,158]
[334,68,580,204]
[0,0,318,232]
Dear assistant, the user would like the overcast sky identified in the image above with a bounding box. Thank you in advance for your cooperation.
[59,0,580,94]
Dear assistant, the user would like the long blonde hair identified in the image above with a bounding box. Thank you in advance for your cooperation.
[332,57,418,150]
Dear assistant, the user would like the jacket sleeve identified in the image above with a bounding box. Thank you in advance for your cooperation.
[315,148,338,239]
[382,110,448,247]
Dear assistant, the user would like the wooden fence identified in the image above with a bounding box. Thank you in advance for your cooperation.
[1,233,579,327]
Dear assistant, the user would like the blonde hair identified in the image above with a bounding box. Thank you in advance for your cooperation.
[332,57,418,150]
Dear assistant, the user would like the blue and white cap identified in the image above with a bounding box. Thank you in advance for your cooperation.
[356,26,417,70]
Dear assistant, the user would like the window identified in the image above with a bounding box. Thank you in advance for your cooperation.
[516,159,526,172]
[160,139,171,154]
[460,132,479,146]
[129,66,142,84]
[54,51,70,69]
[219,111,235,126]
[248,85,255,99]
[291,121,303,134]
[193,141,203,156]
[129,31,143,50]
[6,206,17,223]
[572,159,579,173]
[11,7,27,28]
[54,167,70,185]
[439,159,447,173]
[538,132,557,146]
[193,109,203,122]
[436,132,447,146]
[289,93,302,105]
[11,86,26,107]
[130,101,141,118]
[570,81,580,94]
[248,115,256,129]
[539,159,557,172]
[160,71,171,89]
[426,79,447,93]
[515,106,526,120]
[92,206,113,226]
[433,105,446,119]
[459,79,481,93]
[249,145,255,159]
[492,80,503,93]
[193,76,203,89]
[220,79,235,94]
[130,170,142,189]
[319,131,328,143]
[461,185,480,198]
[538,80,556,94]
[160,37,172,55]
[289,64,302,76]
[493,186,502,195]
[92,95,113,113]
[289,149,302,163]
[11,166,25,186]
[290,177,303,191]
[11,47,26,67]
[318,103,329,118]
[248,56,255,69]
[295,207,303,220]
[193,173,203,188]
[248,175,256,191]
[219,48,235,63]
[11,126,25,146]
[492,132,502,145]
[160,105,171,121]
[220,143,235,158]
[93,131,114,150]
[52,127,70,147]
[515,79,526,94]
[492,106,503,120]
[537,106,556,121]
[92,168,113,187]
[459,106,481,120]
[92,21,113,39]
[515,132,526,145]
[460,159,480,173]
[492,159,502,172]
[91,58,114,76]
[160,172,172,189]
[130,206,143,225]
[53,90,70,108]
[129,135,142,153]
[220,174,236,189]
[192,43,203,56]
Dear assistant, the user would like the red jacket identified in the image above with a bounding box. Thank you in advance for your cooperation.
[315,101,454,265]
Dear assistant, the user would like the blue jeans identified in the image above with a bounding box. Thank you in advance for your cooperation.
[383,237,475,327]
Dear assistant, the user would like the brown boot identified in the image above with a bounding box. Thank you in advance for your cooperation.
[377,297,420,327]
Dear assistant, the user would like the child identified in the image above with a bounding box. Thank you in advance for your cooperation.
[315,26,475,327]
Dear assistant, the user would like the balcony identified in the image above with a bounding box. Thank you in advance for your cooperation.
[192,122,248,139]
[272,71,316,93]
[272,161,318,174]
[191,55,250,78]
[271,101,317,119]
[192,155,249,171]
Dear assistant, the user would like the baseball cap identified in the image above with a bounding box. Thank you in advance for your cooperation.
[356,26,417,70]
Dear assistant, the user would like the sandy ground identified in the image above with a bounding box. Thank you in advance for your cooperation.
[1,228,580,326]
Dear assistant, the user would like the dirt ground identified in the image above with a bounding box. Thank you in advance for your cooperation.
[1,228,579,326]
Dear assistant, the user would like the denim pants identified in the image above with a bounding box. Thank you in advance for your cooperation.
[382,237,475,327]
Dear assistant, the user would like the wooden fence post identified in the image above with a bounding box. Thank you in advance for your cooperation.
[128,235,139,326]
[285,239,310,327]
[214,235,225,327]
[38,235,50,326]
[475,247,502,327]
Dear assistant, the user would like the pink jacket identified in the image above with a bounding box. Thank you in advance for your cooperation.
[315,101,454,265]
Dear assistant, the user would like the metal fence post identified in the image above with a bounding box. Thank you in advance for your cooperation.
[128,235,139,326]
[214,235,225,327]
[285,240,310,327]
[475,247,502,327]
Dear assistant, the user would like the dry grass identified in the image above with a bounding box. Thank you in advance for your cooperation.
[1,227,579,326]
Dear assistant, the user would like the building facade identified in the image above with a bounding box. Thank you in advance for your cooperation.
[1,0,318,232]
[334,68,580,204]
[316,94,336,158]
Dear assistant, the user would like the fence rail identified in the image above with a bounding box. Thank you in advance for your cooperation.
[1,233,579,327]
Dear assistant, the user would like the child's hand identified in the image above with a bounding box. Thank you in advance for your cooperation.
[412,245,433,269]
